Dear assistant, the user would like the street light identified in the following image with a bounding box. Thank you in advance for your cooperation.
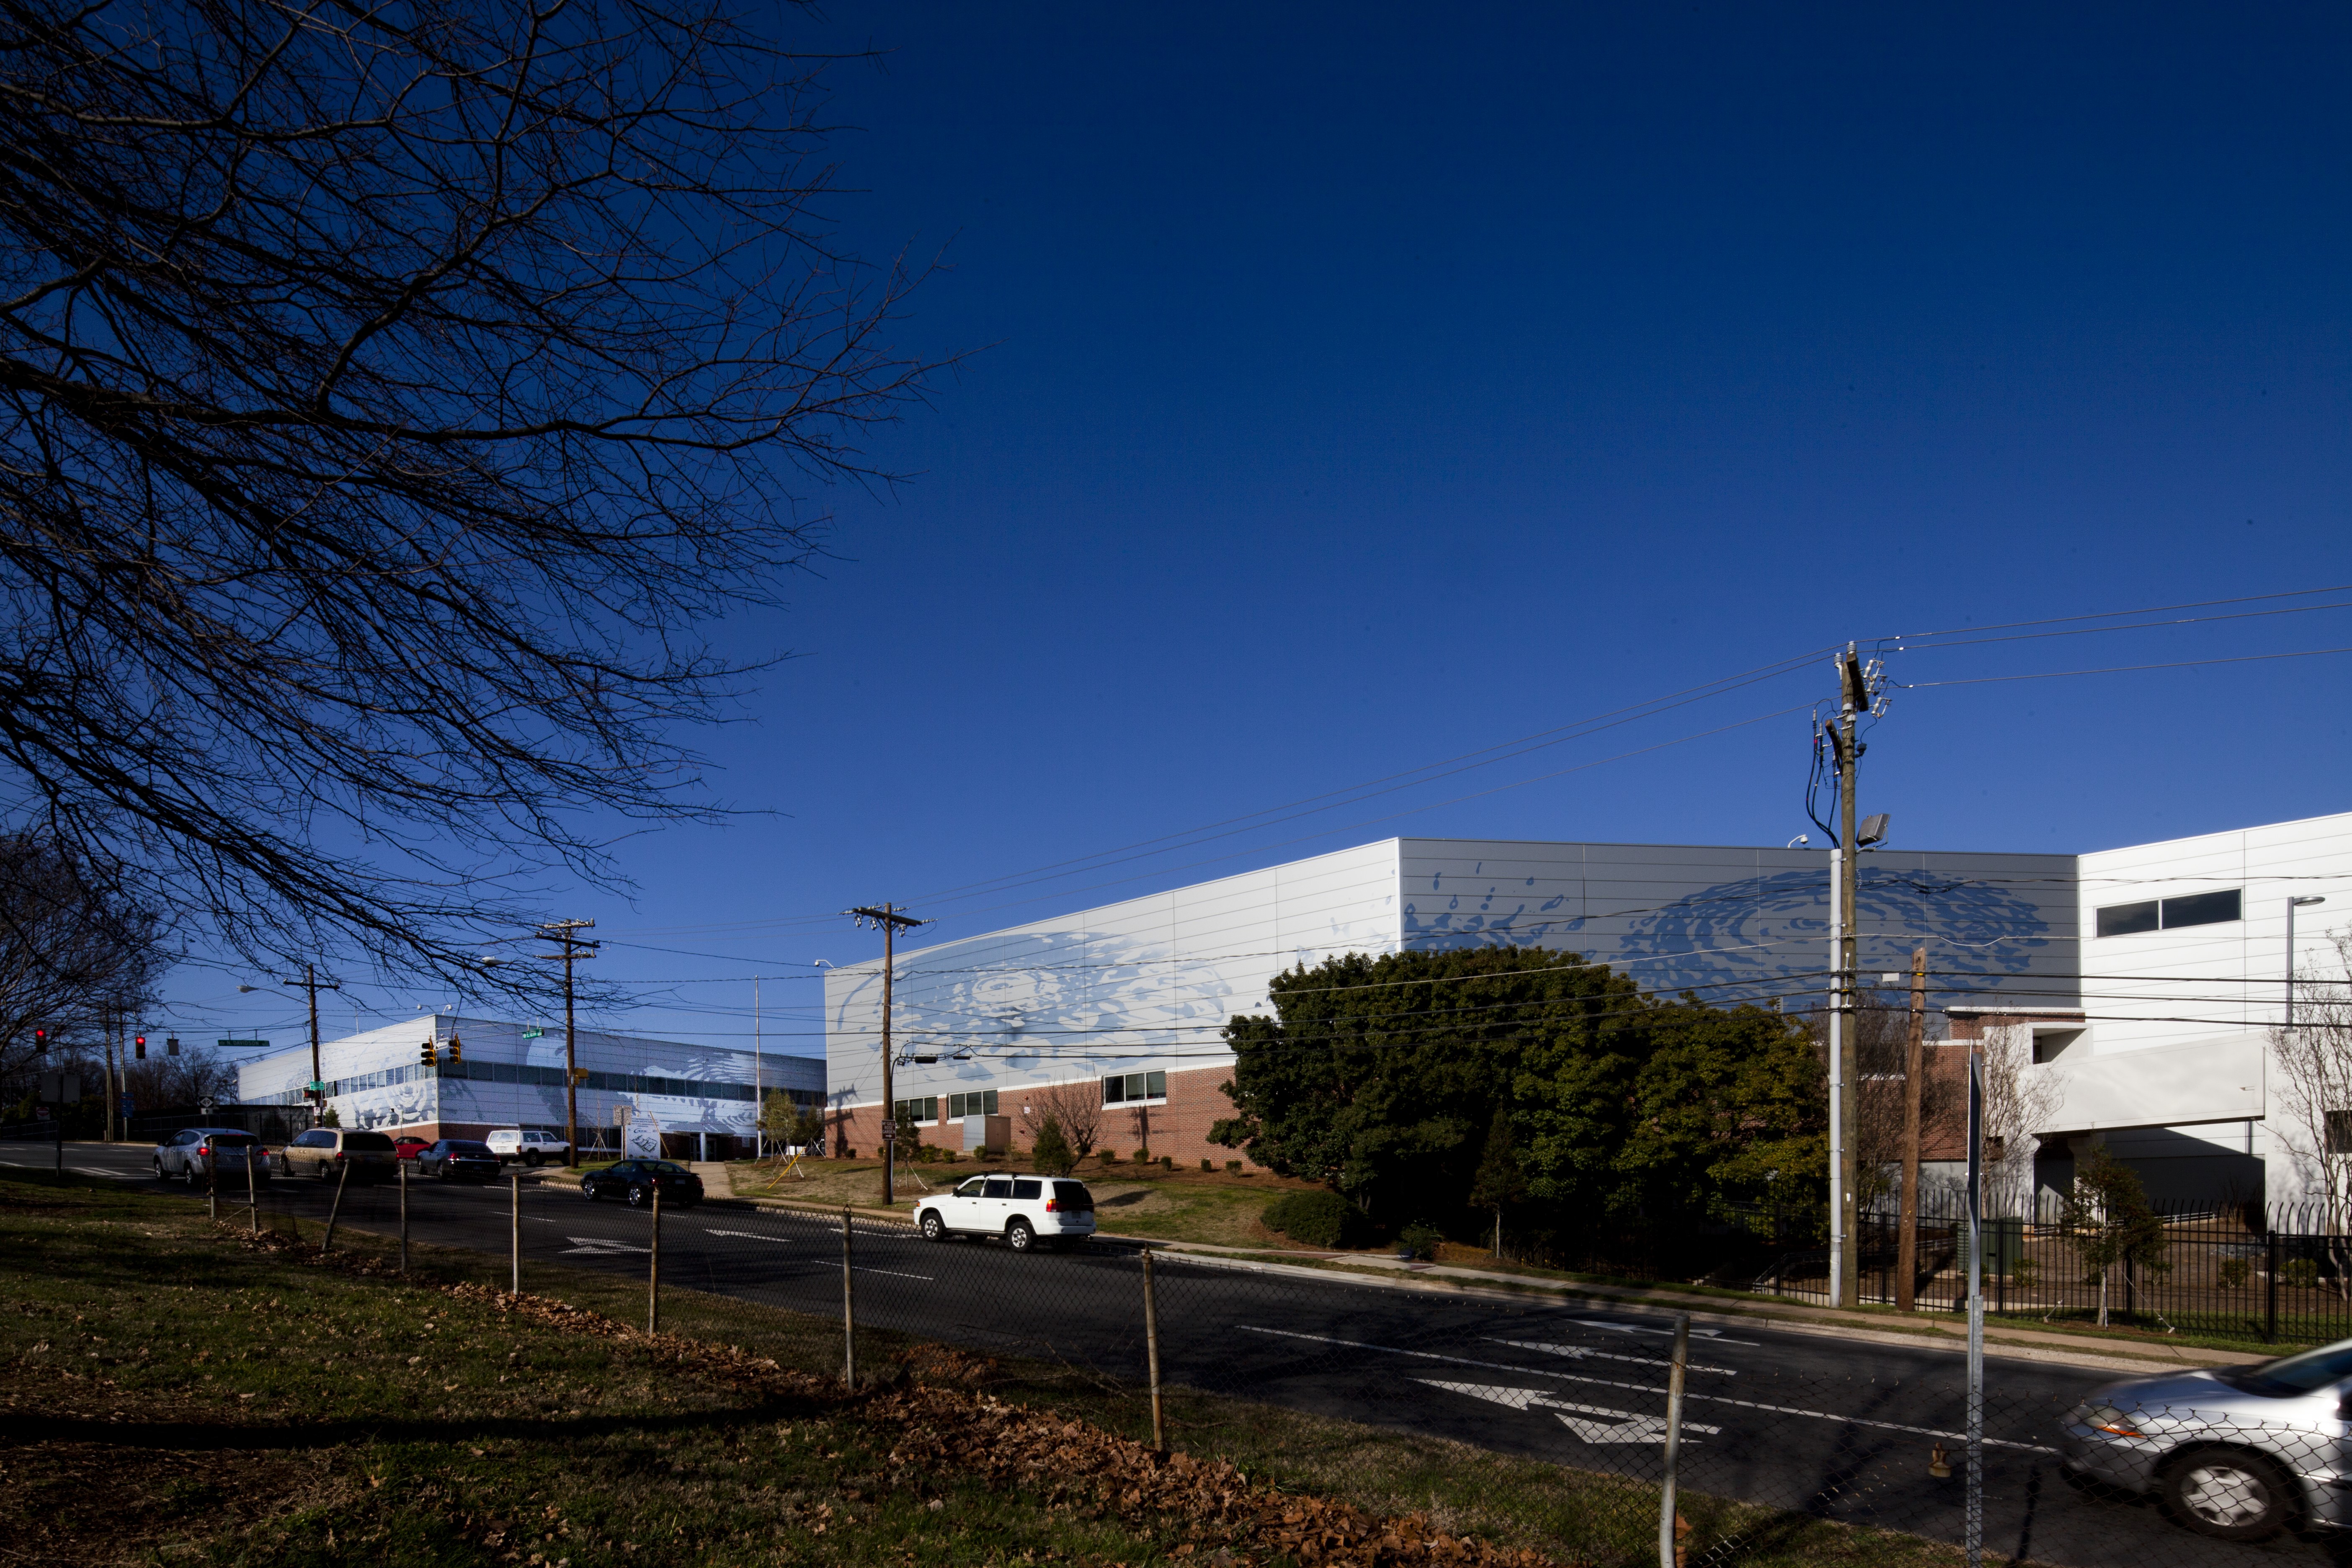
[2288,895,2328,1028]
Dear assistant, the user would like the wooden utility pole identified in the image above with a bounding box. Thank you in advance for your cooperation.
[1896,946,1927,1312]
[534,920,597,1166]
[281,965,341,1123]
[1825,642,1885,1311]
[848,905,928,1206]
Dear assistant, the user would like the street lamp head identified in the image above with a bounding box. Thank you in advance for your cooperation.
[237,985,258,993]
[2293,896,2328,908]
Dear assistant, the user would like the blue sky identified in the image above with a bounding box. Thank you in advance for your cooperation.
[171,3,2352,1062]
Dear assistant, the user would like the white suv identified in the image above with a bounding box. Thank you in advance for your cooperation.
[485,1128,570,1166]
[917,1173,1096,1253]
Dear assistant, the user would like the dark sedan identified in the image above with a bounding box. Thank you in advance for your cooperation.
[417,1138,503,1181]
[581,1159,703,1208]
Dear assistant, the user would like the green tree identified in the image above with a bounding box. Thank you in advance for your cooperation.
[1619,998,1828,1223]
[2059,1146,2171,1326]
[1030,1116,1076,1176]
[1467,1106,1528,1254]
[1212,946,1647,1225]
[759,1091,799,1148]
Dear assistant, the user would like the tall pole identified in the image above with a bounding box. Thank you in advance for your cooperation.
[2289,896,2327,1029]
[306,963,321,1121]
[1965,1038,1985,1568]
[1829,644,1869,1310]
[1896,945,1926,1312]
[754,975,763,1159]
[104,1006,117,1142]
[532,920,596,1166]
[848,905,927,1207]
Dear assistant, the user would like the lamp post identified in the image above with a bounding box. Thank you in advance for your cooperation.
[2288,896,2327,1029]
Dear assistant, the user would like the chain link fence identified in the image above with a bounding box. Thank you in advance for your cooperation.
[112,1151,2347,1565]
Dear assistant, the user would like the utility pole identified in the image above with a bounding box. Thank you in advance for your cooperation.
[282,966,341,1123]
[534,920,598,1166]
[848,905,928,1206]
[1825,642,1885,1310]
[103,1006,117,1142]
[1896,945,1927,1312]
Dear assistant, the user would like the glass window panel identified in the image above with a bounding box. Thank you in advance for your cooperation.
[1103,1076,1124,1104]
[983,1089,999,1115]
[2094,900,2159,938]
[2161,889,2241,929]
[1145,1070,1166,1099]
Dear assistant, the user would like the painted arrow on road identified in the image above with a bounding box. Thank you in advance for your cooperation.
[1417,1379,1720,1445]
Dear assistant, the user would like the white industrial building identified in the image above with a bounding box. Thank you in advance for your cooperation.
[237,1014,823,1158]
[823,812,2352,1209]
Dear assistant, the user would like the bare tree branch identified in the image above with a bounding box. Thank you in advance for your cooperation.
[0,0,944,998]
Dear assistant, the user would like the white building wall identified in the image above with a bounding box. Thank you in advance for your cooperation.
[238,1014,822,1137]
[823,840,1404,1111]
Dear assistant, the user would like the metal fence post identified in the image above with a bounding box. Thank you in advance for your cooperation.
[247,1144,260,1233]
[1658,1312,1689,1568]
[1143,1248,1166,1452]
[206,1164,217,1223]
[646,1181,661,1332]
[841,1206,857,1390]
[511,1173,523,1297]
[322,1158,350,1252]
[398,1157,409,1274]
[1965,1051,1985,1568]
[2266,1223,2280,1344]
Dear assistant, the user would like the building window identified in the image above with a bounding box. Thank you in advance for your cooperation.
[945,1090,999,1119]
[893,1097,938,1126]
[2095,889,2241,938]
[2328,1111,2352,1157]
[1102,1070,1167,1106]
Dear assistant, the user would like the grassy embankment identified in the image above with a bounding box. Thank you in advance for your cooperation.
[0,1170,2043,1567]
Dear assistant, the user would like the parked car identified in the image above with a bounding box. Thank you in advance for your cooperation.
[280,1127,400,1183]
[418,1138,503,1181]
[152,1127,272,1188]
[2061,1337,2352,1539]
[485,1128,570,1166]
[916,1173,1096,1253]
[580,1159,702,1208]
[392,1135,432,1163]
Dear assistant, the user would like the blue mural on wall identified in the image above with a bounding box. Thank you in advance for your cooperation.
[1403,867,2068,1008]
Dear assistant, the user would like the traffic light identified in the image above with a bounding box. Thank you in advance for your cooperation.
[419,1037,438,1068]
[448,1034,463,1063]
[166,1036,180,1057]
[32,1027,45,1055]
[134,1034,146,1060]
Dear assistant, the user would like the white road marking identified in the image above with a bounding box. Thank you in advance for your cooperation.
[1578,1319,1759,1347]
[71,1166,136,1180]
[1488,1338,1737,1376]
[1416,1379,1720,1443]
[1239,1324,2056,1454]
[851,1266,933,1281]
[703,1229,780,1242]
[561,1237,651,1256]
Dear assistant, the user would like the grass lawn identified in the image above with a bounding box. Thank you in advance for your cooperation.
[0,1171,2048,1566]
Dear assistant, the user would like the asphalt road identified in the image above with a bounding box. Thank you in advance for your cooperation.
[8,1140,2329,1566]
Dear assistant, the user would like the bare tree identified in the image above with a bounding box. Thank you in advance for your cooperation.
[1975,1021,2065,1221]
[0,0,938,993]
[0,831,166,1088]
[2272,927,2352,1288]
[1021,1079,1104,1161]
[1807,989,1961,1206]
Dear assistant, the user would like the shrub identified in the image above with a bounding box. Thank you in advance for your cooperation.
[1200,1159,1212,1172]
[2218,1257,2250,1290]
[1132,1147,1151,1165]
[2008,1256,2038,1290]
[1029,1117,1075,1176]
[1224,1159,1243,1175]
[1262,1189,1377,1249]
[2285,1258,2321,1289]
[1397,1222,1444,1261]
[1098,1150,1120,1166]
[1161,1155,1174,1171]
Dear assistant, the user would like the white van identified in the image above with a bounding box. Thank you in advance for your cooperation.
[916,1173,1096,1253]
[485,1128,570,1166]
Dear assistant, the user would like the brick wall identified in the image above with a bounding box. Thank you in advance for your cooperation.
[827,1066,1247,1171]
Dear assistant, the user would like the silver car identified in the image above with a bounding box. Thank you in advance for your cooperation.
[152,1127,273,1187]
[2062,1338,2352,1541]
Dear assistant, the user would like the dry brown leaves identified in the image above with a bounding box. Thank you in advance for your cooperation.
[214,1221,1582,1566]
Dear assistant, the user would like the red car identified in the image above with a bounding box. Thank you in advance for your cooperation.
[392,1135,431,1163]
